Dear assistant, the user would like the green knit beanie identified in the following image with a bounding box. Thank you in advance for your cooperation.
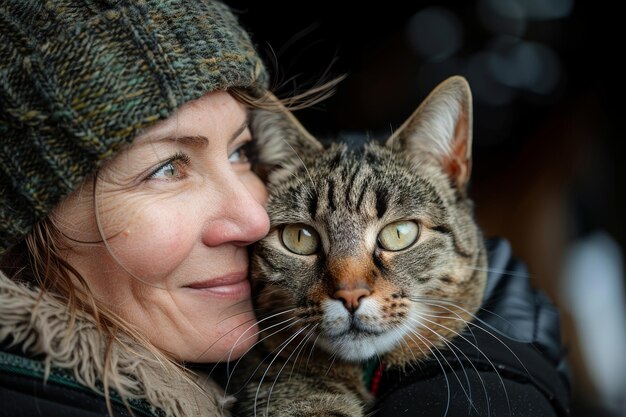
[0,0,268,256]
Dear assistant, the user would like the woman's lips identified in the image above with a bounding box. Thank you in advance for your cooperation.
[185,271,251,299]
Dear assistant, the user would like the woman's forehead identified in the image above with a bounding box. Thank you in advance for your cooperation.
[133,91,248,145]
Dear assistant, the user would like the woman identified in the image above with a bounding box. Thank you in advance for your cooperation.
[0,1,272,415]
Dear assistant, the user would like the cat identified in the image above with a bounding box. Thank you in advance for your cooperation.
[228,76,488,417]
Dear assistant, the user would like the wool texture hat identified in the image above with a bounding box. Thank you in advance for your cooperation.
[0,0,267,256]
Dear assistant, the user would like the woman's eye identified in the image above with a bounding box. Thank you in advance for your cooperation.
[148,153,189,180]
[152,162,177,179]
[281,224,320,255]
[228,144,249,163]
[377,220,420,251]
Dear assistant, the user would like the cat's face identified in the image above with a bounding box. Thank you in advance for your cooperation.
[251,77,487,362]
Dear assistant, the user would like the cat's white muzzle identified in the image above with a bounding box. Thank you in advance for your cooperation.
[318,298,411,361]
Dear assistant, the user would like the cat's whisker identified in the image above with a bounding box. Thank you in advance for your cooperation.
[407,321,484,416]
[412,301,478,346]
[225,313,298,376]
[445,340,491,417]
[254,325,310,417]
[415,298,534,380]
[224,308,298,357]
[216,299,256,319]
[304,330,324,375]
[264,324,313,417]
[421,292,560,335]
[465,320,532,377]
[201,316,258,376]
[287,323,320,381]
[403,327,452,417]
[226,317,301,386]
[223,317,302,396]
[460,265,531,279]
[425,317,498,415]
[253,306,298,321]
[240,320,305,405]
[201,315,256,356]
[395,324,422,364]
[323,349,340,378]
[412,311,463,320]
[395,324,428,374]
[411,296,535,344]
[410,295,485,312]
[409,315,512,417]
[417,297,535,416]
[421,302,482,358]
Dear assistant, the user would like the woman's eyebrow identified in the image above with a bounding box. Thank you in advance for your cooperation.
[151,116,250,148]
[168,135,210,148]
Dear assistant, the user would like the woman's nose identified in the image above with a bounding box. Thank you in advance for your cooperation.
[202,175,270,247]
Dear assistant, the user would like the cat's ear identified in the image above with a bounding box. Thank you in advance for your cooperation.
[386,76,473,191]
[251,95,323,176]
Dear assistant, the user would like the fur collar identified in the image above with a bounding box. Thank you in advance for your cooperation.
[0,272,232,416]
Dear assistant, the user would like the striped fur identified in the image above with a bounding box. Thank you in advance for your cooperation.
[232,77,487,417]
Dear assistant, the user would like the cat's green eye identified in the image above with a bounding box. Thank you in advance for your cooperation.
[378,221,420,251]
[281,224,320,255]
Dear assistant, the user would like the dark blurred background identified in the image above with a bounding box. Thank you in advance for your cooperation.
[225,1,624,415]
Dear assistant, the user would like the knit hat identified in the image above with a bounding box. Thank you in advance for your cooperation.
[0,0,267,256]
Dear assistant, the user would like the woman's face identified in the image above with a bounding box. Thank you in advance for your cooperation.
[54,91,270,362]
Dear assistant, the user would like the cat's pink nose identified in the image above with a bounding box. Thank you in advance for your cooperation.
[333,288,371,312]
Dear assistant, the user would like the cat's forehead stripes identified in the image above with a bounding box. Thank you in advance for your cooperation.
[303,143,443,218]
[374,186,389,219]
[326,179,336,212]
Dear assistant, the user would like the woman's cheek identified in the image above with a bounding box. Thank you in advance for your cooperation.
[111,204,195,284]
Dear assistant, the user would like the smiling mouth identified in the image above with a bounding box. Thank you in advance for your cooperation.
[184,271,251,299]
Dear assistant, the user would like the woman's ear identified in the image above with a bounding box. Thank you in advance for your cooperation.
[385,76,473,192]
[251,95,323,180]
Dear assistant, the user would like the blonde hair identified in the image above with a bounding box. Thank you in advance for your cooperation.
[232,75,345,111]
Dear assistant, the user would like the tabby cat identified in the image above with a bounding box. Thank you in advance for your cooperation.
[229,76,488,417]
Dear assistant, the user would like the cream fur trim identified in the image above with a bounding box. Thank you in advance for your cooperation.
[0,272,232,416]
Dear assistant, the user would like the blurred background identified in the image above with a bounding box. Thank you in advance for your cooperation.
[225,1,624,415]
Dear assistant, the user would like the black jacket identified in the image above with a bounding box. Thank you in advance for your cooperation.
[374,238,571,416]
[0,345,156,417]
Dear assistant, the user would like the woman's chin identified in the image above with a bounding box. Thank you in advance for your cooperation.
[198,313,260,363]
[224,321,259,361]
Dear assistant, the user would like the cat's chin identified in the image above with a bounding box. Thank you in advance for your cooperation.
[317,331,406,362]
[316,298,413,361]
